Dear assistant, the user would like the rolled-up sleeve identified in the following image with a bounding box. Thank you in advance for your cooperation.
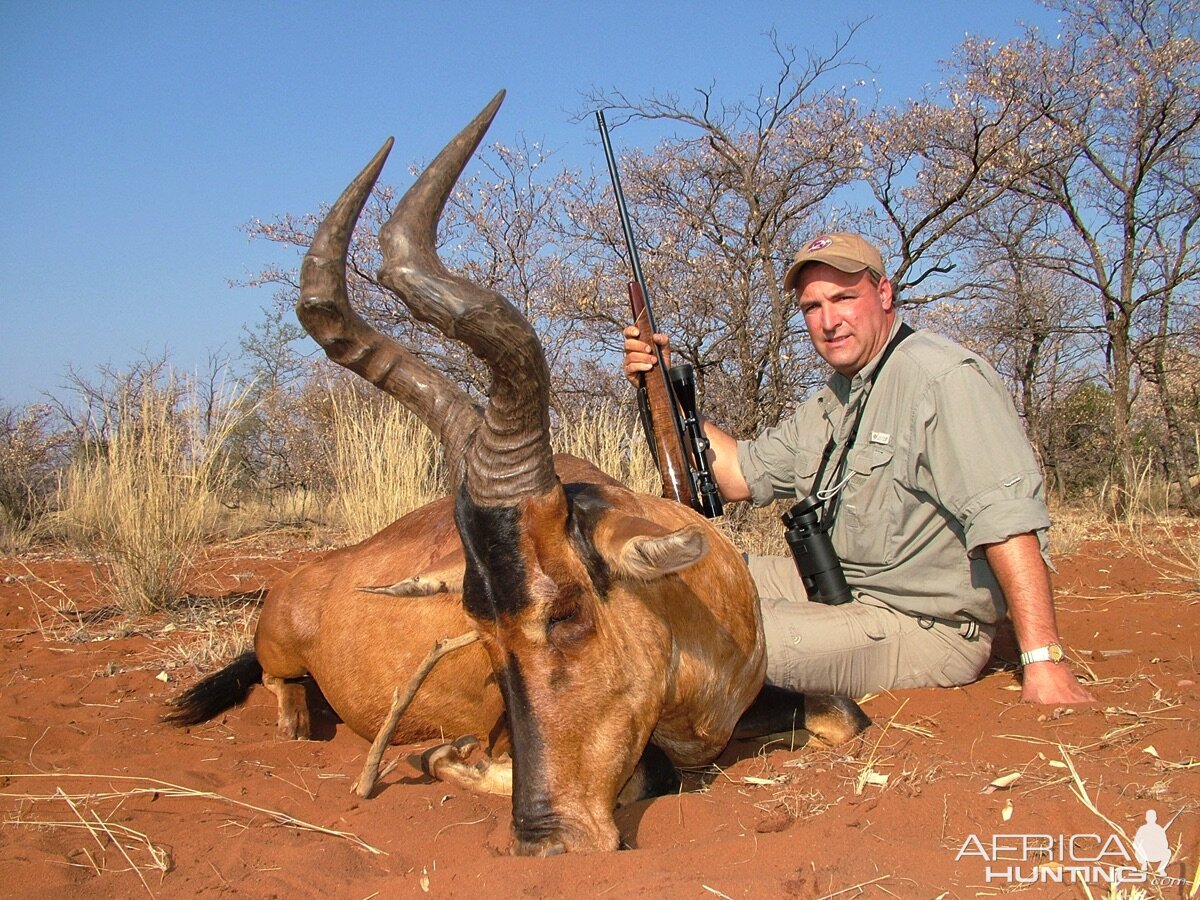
[736,397,830,507]
[737,421,800,507]
[912,360,1051,556]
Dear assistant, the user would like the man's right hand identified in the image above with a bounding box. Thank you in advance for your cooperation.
[622,325,671,388]
[620,324,751,503]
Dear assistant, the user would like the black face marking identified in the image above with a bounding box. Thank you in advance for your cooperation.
[496,655,561,843]
[563,483,612,599]
[454,487,529,620]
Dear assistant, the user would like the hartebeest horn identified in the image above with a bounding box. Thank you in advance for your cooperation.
[298,138,482,485]
[377,90,557,505]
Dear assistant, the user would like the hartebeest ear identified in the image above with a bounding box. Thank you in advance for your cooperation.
[593,514,710,581]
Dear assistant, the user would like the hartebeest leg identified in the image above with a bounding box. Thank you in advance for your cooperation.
[733,686,871,747]
[262,674,311,740]
[420,735,513,795]
[614,743,680,807]
[420,737,681,806]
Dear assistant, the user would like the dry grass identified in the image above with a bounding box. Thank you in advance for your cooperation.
[215,488,327,539]
[0,505,35,555]
[158,594,260,673]
[718,504,789,558]
[1114,515,1200,591]
[1048,503,1110,558]
[1,771,383,855]
[1107,461,1200,591]
[326,388,445,543]
[54,379,249,615]
[551,401,659,495]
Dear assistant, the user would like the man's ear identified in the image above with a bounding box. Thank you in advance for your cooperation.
[592,513,710,581]
[878,276,895,311]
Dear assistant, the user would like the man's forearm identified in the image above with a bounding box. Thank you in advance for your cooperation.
[984,533,1061,652]
[699,418,752,503]
[984,532,1094,703]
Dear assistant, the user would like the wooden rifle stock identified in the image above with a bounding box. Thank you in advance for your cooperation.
[627,281,696,509]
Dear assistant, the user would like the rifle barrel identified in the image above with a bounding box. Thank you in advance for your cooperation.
[596,110,658,336]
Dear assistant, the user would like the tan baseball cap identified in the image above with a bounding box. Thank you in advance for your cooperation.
[782,232,885,292]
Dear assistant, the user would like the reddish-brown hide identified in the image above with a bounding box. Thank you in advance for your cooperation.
[170,93,789,855]
[252,454,764,855]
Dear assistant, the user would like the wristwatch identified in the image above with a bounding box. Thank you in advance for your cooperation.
[1020,642,1066,666]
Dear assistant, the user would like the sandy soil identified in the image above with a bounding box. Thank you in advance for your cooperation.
[1,538,1196,899]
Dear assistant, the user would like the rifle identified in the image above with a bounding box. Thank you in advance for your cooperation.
[595,109,723,518]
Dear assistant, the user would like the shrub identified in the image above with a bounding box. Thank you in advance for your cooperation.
[57,377,249,614]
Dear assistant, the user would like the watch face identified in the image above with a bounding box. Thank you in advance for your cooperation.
[1049,643,1065,662]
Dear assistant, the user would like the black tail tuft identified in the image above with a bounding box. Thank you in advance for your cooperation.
[163,651,263,726]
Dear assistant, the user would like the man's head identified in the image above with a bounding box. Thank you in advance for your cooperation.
[784,233,895,378]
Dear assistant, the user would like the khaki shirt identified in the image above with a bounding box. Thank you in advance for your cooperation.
[736,317,1050,625]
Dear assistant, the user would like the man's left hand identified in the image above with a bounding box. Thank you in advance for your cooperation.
[1021,661,1095,704]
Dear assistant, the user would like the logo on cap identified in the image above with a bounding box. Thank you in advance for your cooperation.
[807,237,833,251]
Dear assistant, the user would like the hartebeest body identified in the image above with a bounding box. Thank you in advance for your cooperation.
[168,93,869,855]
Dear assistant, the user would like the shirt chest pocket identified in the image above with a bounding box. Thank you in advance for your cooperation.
[835,443,897,566]
[789,426,831,499]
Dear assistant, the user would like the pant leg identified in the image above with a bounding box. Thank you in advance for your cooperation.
[747,555,993,697]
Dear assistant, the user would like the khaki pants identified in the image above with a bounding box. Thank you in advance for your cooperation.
[748,555,995,698]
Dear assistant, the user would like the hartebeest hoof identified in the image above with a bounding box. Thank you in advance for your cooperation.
[262,674,311,740]
[418,735,513,795]
[513,838,567,857]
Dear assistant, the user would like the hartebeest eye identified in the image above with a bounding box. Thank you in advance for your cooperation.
[547,604,579,629]
[546,585,592,647]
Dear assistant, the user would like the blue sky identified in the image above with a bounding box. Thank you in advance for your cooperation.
[0,1,1061,406]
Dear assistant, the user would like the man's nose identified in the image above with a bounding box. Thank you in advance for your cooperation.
[819,304,840,333]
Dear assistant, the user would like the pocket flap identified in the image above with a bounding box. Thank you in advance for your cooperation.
[847,443,894,476]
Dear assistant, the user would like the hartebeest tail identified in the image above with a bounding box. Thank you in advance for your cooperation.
[164,652,262,726]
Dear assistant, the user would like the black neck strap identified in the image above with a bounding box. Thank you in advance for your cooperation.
[812,322,914,525]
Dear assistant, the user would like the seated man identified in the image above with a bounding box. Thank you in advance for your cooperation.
[623,232,1093,705]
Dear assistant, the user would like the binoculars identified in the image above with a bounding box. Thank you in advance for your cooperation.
[781,495,852,605]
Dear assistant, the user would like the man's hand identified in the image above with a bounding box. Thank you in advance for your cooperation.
[618,324,751,503]
[622,325,670,388]
[983,533,1095,705]
[1021,661,1095,705]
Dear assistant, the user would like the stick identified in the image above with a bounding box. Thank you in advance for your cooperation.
[352,630,480,798]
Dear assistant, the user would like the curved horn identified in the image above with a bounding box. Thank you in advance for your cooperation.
[298,139,481,485]
[377,90,557,506]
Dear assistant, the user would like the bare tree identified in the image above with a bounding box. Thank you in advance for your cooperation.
[0,403,68,526]
[858,37,1053,306]
[963,0,1200,510]
[953,195,1100,495]
[582,30,865,433]
[50,351,175,449]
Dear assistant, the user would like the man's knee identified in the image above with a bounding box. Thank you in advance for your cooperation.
[760,596,905,696]
[747,554,808,603]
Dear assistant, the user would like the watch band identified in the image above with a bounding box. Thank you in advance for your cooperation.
[1020,642,1065,666]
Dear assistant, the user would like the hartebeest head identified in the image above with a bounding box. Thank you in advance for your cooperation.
[297,93,731,854]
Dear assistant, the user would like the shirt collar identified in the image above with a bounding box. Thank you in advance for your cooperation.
[827,313,905,400]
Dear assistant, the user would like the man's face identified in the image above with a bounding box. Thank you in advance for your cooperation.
[796,263,896,378]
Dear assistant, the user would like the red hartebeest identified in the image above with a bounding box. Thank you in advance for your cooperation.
[167,92,869,855]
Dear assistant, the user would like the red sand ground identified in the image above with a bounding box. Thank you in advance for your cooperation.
[1,539,1196,899]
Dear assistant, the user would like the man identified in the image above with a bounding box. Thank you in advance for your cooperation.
[623,232,1093,705]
